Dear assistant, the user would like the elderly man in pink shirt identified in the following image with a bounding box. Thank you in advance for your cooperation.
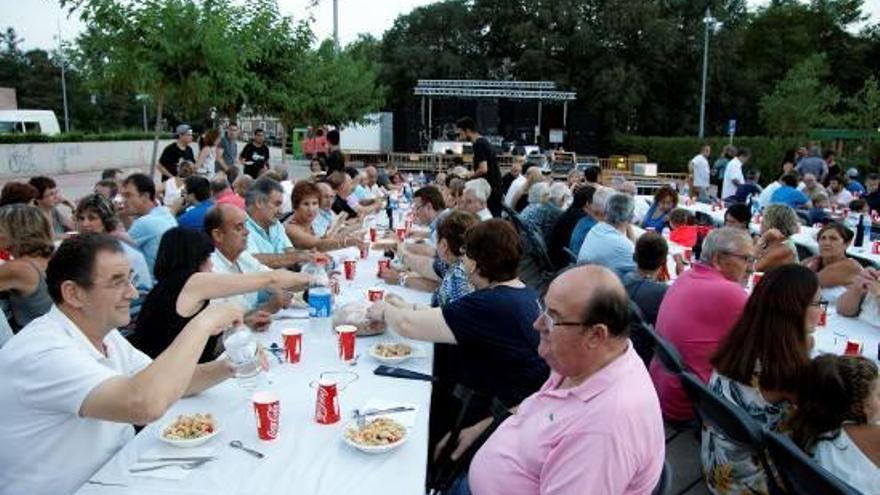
[649,227,753,422]
[453,265,665,495]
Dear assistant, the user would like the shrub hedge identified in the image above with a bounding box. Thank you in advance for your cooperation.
[0,131,173,144]
[612,134,880,185]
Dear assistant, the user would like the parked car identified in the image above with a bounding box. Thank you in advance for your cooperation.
[0,110,61,136]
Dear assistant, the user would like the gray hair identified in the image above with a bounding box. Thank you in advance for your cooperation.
[464,178,491,203]
[528,182,550,205]
[272,165,289,181]
[700,227,753,263]
[762,204,801,238]
[245,176,284,208]
[604,193,634,226]
[591,186,613,217]
[549,182,571,208]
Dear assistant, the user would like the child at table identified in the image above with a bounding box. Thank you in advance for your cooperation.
[668,208,698,248]
[791,355,880,494]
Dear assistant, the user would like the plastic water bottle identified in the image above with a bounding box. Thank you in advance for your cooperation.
[303,260,333,332]
[418,170,426,187]
[750,194,761,218]
[223,326,260,389]
[862,215,873,247]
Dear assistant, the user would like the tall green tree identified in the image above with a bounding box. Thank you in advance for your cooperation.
[759,54,841,136]
[64,0,252,176]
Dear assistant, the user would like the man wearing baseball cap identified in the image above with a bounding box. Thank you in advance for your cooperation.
[157,124,196,181]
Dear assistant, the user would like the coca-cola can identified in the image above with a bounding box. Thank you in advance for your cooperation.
[343,259,357,280]
[359,242,370,260]
[336,325,357,362]
[314,379,340,424]
[253,391,280,441]
[751,272,763,288]
[844,339,863,356]
[377,258,391,277]
[367,287,384,302]
[281,328,302,364]
[369,227,377,243]
[396,227,407,242]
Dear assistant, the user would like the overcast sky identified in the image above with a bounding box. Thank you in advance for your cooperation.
[2,0,878,51]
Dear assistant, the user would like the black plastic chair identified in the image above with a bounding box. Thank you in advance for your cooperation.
[640,325,686,376]
[562,246,578,265]
[678,372,783,495]
[652,461,671,495]
[428,396,512,494]
[763,429,861,495]
[626,301,655,367]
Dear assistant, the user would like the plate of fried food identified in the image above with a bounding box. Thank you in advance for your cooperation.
[343,417,408,454]
[159,413,219,448]
[368,342,414,364]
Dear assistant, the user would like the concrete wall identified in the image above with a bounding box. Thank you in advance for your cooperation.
[0,140,175,180]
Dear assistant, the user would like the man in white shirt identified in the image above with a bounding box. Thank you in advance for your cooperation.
[758,175,784,208]
[353,165,385,205]
[828,175,854,208]
[461,178,494,220]
[689,144,711,200]
[0,233,241,495]
[721,148,750,199]
[504,169,528,209]
[205,203,289,331]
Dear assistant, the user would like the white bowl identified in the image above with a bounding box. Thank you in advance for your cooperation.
[342,419,408,454]
[368,343,414,365]
[158,421,219,448]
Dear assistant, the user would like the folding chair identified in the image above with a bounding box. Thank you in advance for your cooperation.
[626,301,656,367]
[678,372,783,495]
[428,396,512,495]
[639,325,686,376]
[652,461,672,495]
[762,429,861,495]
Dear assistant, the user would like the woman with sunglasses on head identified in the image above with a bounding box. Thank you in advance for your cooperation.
[702,265,821,495]
[802,222,863,303]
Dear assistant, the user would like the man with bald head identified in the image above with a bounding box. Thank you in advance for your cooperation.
[204,203,286,330]
[451,265,665,495]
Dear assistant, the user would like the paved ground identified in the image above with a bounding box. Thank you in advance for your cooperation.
[0,157,313,202]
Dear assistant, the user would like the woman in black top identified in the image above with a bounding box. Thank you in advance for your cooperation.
[131,227,310,362]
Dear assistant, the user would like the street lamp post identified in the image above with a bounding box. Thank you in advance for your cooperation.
[698,7,722,140]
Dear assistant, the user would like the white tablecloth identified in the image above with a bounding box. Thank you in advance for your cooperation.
[77,247,435,495]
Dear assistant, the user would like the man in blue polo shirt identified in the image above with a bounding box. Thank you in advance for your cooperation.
[770,172,810,209]
[177,176,214,231]
[122,173,177,279]
[244,176,312,269]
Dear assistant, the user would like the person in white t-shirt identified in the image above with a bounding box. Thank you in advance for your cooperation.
[827,175,854,208]
[689,144,712,200]
[0,233,243,495]
[791,354,880,495]
[721,148,750,199]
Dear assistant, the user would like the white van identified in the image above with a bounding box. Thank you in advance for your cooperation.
[0,110,62,136]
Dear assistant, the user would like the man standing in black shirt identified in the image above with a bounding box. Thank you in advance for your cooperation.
[239,128,271,179]
[325,129,345,174]
[158,124,196,181]
[457,116,502,216]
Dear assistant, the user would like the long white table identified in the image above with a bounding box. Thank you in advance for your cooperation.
[78,247,435,495]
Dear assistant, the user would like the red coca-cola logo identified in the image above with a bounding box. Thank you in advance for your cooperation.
[315,383,339,424]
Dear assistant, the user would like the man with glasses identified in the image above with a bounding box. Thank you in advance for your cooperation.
[452,265,664,495]
[649,227,753,423]
[0,233,242,494]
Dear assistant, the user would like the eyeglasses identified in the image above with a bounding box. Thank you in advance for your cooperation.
[98,272,137,292]
[537,299,585,333]
[723,252,757,265]
[809,299,829,311]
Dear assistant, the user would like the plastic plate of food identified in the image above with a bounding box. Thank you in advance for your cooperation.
[369,342,414,364]
[343,417,408,454]
[159,413,219,448]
